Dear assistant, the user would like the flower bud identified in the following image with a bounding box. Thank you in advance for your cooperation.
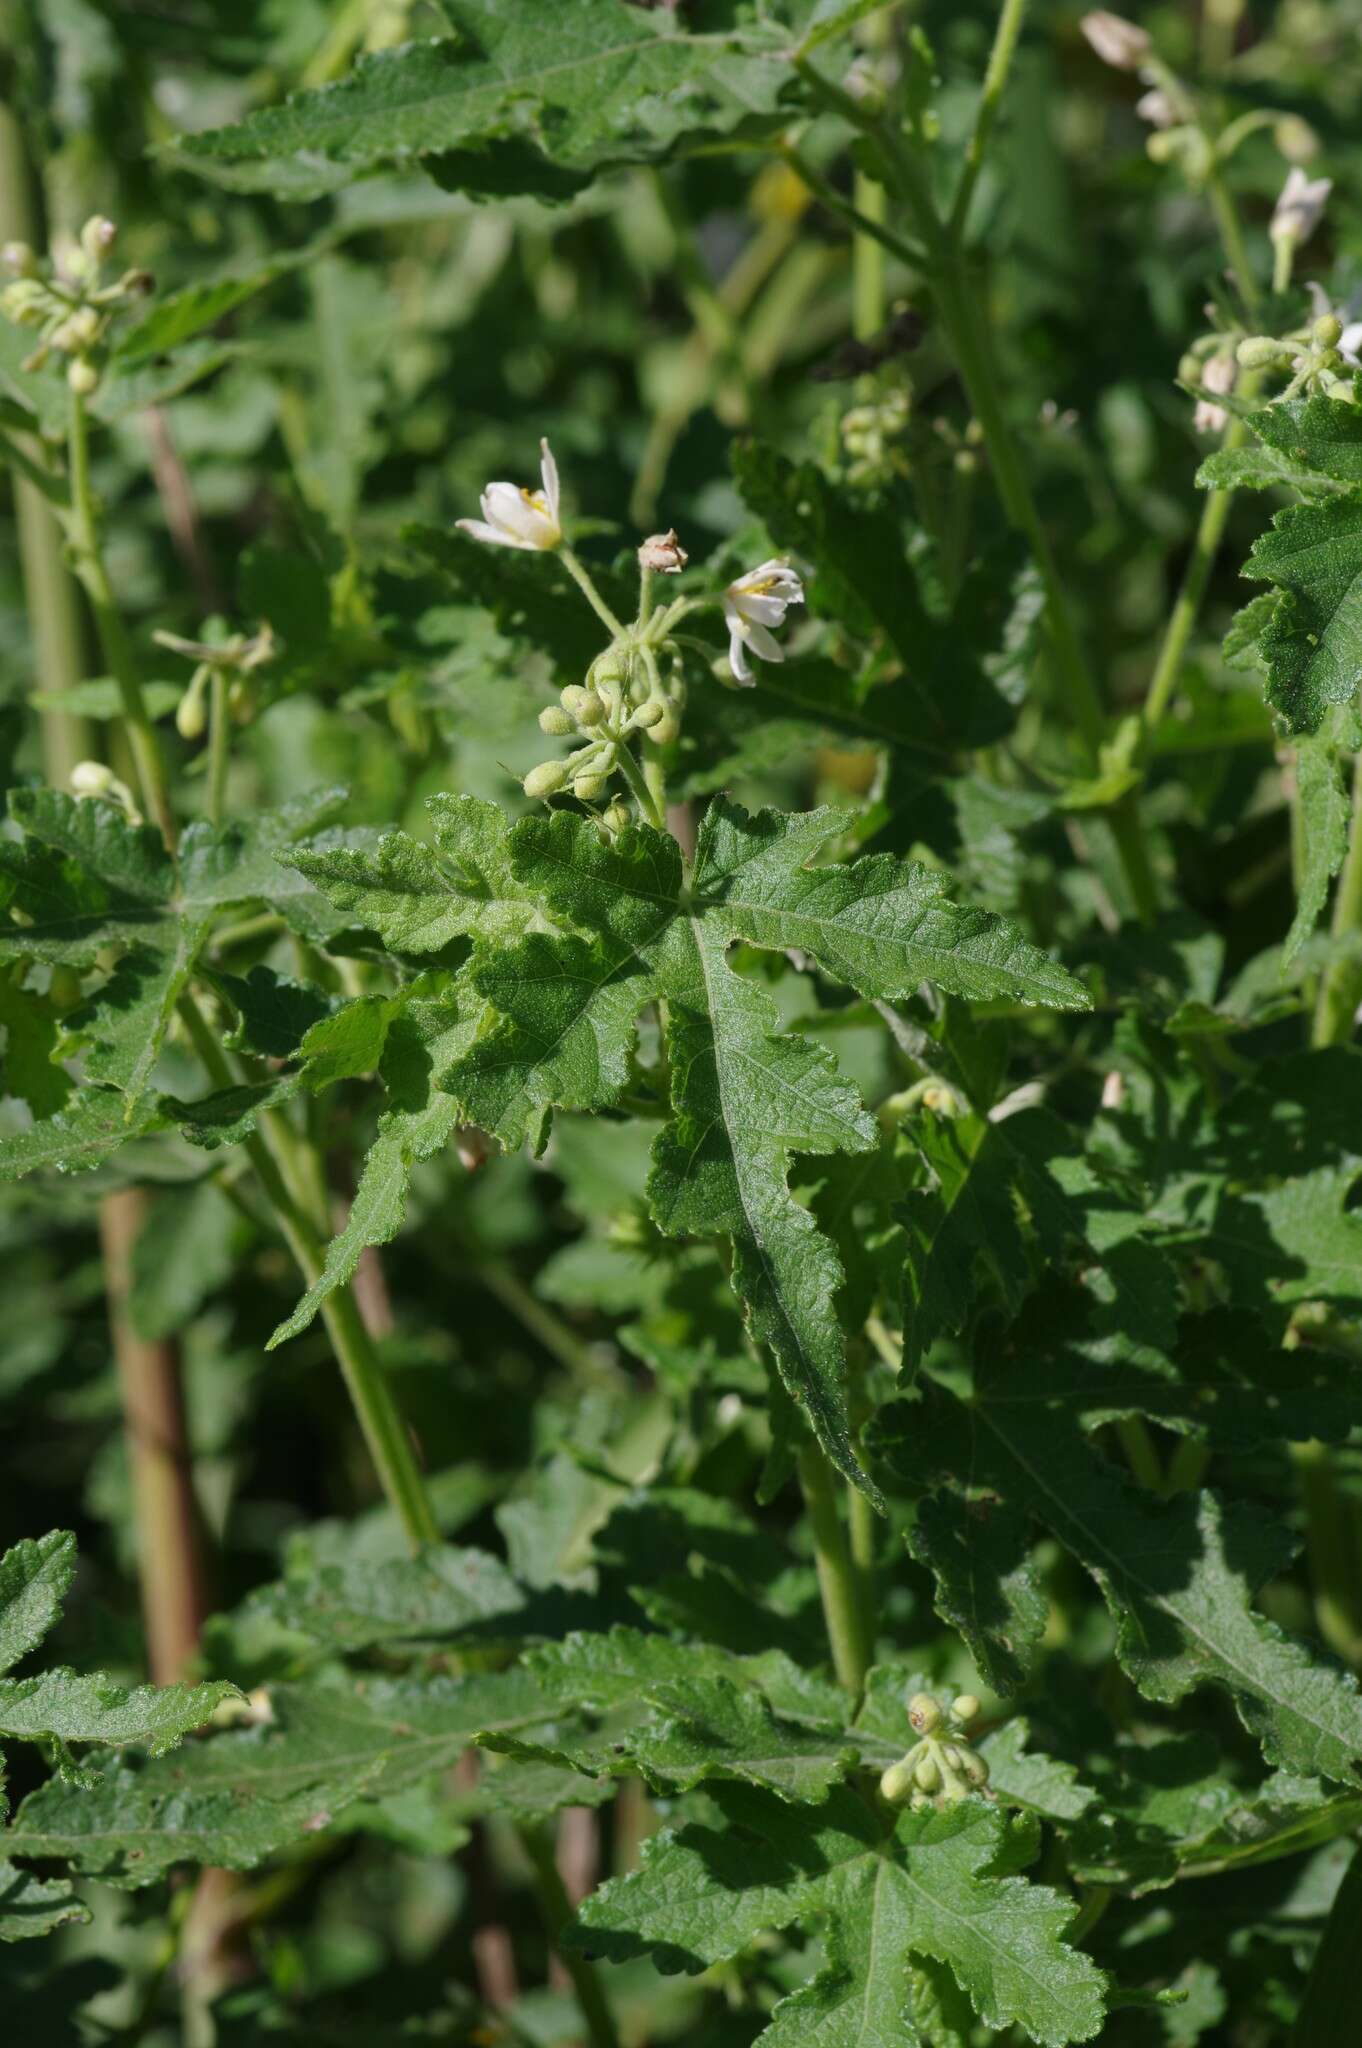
[524,760,569,800]
[632,699,665,729]
[913,1754,941,1793]
[1080,11,1151,70]
[941,1743,962,1770]
[952,1694,980,1723]
[962,1750,990,1788]
[1236,336,1293,369]
[560,685,590,717]
[81,215,117,264]
[908,1693,942,1736]
[603,800,631,834]
[638,528,688,574]
[71,760,116,798]
[1314,314,1344,349]
[175,665,211,740]
[1274,115,1319,165]
[879,1759,916,1804]
[67,358,99,396]
[1,278,47,326]
[646,709,680,746]
[576,690,607,727]
[539,705,575,735]
[54,305,101,352]
[1,241,36,277]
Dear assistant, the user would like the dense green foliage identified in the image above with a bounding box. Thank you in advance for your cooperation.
[3,2,1362,2041]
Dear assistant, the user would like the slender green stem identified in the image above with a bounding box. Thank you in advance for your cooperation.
[519,1825,620,2048]
[560,546,626,637]
[779,144,927,273]
[616,740,666,830]
[479,1257,620,1385]
[1141,462,1238,734]
[799,1447,872,1695]
[1292,1440,1362,1664]
[1116,1416,1164,1491]
[64,386,176,846]
[177,994,438,1551]
[206,666,229,827]
[1206,167,1262,323]
[950,0,1030,238]
[1313,737,1362,1048]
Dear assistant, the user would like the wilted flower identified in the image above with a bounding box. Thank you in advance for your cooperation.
[638,529,688,573]
[722,560,804,686]
[458,437,562,551]
[1270,166,1332,250]
[1080,11,1151,71]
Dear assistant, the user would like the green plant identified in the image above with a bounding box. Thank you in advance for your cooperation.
[3,3,1362,2042]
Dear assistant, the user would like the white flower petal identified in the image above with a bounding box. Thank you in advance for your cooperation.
[539,438,560,526]
[457,517,536,550]
[743,621,785,664]
[726,619,754,685]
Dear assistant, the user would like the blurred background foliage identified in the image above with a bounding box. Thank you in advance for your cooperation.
[5,2,1362,2040]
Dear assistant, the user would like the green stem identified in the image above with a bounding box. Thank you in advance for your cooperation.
[616,740,666,830]
[519,1825,620,2048]
[1292,1440,1362,1664]
[206,666,229,827]
[64,385,176,845]
[0,94,90,784]
[1206,166,1262,323]
[1313,737,1362,1048]
[930,260,1159,922]
[950,0,1030,238]
[1141,459,1239,733]
[177,994,438,1551]
[560,546,626,638]
[1116,1417,1164,1491]
[799,1447,872,1695]
[479,1257,620,1385]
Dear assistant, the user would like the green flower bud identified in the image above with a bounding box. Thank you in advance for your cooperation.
[175,665,211,741]
[524,760,569,800]
[952,1694,980,1723]
[940,1743,962,1770]
[576,690,607,727]
[908,1693,942,1736]
[913,1754,941,1793]
[632,699,665,728]
[70,759,116,798]
[962,1750,990,1788]
[539,705,574,736]
[646,709,680,746]
[603,800,631,834]
[1238,336,1294,369]
[81,215,117,265]
[67,358,99,396]
[1314,314,1344,349]
[1,278,47,326]
[560,685,590,717]
[573,773,610,803]
[879,1759,916,1804]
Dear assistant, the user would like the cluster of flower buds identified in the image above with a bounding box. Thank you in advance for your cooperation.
[527,623,685,815]
[1,216,152,394]
[839,387,910,490]
[153,621,277,739]
[879,1690,991,1811]
[1234,311,1359,404]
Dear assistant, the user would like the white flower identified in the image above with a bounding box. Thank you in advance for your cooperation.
[1194,351,1236,435]
[1270,166,1332,249]
[722,560,804,686]
[457,437,562,551]
[1306,282,1362,367]
[1135,87,1176,129]
[1080,11,1151,71]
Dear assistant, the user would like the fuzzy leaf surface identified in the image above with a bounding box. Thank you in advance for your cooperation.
[572,1782,1106,2047]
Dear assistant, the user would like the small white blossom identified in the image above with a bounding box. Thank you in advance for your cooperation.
[1080,11,1151,71]
[1135,88,1176,129]
[1270,166,1332,250]
[458,437,562,551]
[722,560,804,686]
[1194,351,1236,435]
